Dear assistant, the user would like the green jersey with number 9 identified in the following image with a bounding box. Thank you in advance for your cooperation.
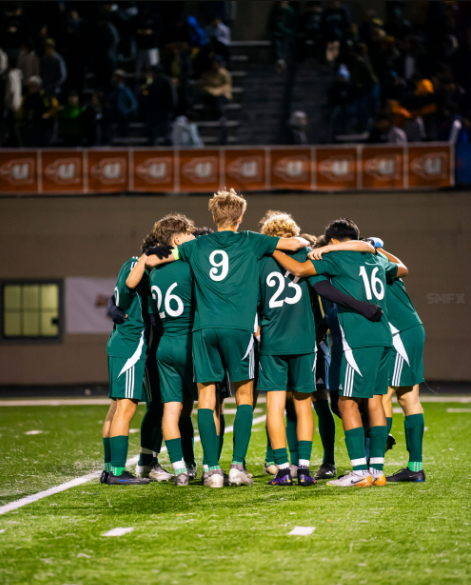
[258,247,317,355]
[311,251,393,349]
[178,230,280,332]
[148,261,194,337]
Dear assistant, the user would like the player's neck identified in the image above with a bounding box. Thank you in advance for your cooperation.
[217,224,238,233]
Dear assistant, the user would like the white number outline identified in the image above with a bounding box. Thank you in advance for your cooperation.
[359,266,385,301]
[267,270,303,309]
[151,283,185,319]
[209,250,229,282]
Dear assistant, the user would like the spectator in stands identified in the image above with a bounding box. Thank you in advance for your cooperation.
[328,65,355,142]
[269,1,297,72]
[350,42,379,131]
[57,10,85,94]
[108,70,138,138]
[140,65,176,146]
[368,113,407,144]
[82,91,112,146]
[134,5,160,78]
[17,75,58,146]
[58,91,85,146]
[439,102,468,144]
[91,15,120,89]
[199,56,232,120]
[17,39,39,87]
[172,112,204,148]
[397,36,430,81]
[299,1,324,60]
[40,39,67,95]
[205,16,231,64]
[288,111,308,144]
[321,1,351,63]
[2,2,32,60]
[3,56,22,146]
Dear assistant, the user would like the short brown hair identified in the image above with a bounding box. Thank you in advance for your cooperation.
[313,234,327,248]
[208,189,247,227]
[259,210,300,238]
[151,213,195,246]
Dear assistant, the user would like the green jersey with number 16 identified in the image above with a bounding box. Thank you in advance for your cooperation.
[178,230,280,332]
[311,251,393,349]
[258,247,317,355]
[149,261,195,337]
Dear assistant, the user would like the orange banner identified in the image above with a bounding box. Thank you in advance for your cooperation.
[316,147,358,190]
[0,145,454,195]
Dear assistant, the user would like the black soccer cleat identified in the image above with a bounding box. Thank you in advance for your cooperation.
[100,470,109,484]
[107,471,150,485]
[297,467,317,487]
[386,467,425,483]
[386,433,396,452]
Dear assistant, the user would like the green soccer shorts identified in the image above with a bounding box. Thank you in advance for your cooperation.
[157,335,198,403]
[389,324,425,387]
[258,352,317,393]
[108,357,146,402]
[339,346,392,399]
[192,328,255,384]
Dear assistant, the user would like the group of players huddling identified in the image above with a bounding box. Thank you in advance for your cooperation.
[101,189,426,489]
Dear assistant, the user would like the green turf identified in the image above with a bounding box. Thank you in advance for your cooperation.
[0,401,470,585]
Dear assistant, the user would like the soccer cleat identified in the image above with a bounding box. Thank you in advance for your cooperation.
[148,463,174,482]
[174,473,190,487]
[100,470,109,484]
[290,464,298,478]
[243,464,253,479]
[297,467,317,487]
[370,472,387,486]
[107,471,150,485]
[326,471,373,488]
[135,463,153,478]
[205,469,224,488]
[386,433,396,452]
[268,468,293,486]
[314,463,337,480]
[228,464,254,486]
[187,464,197,480]
[386,467,426,483]
[264,463,279,475]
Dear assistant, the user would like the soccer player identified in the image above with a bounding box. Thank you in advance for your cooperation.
[272,218,407,487]
[371,241,426,482]
[129,189,307,488]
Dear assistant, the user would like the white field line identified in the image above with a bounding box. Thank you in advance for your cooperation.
[0,414,267,516]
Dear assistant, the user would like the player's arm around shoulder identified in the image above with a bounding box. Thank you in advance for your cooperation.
[308,240,375,261]
[275,235,310,252]
[377,248,408,279]
[272,249,316,278]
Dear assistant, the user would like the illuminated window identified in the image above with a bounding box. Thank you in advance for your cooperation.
[1,282,61,340]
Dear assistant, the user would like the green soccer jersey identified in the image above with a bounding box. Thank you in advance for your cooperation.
[107,257,156,359]
[383,262,423,333]
[149,260,195,337]
[258,247,317,355]
[312,251,393,349]
[178,230,280,332]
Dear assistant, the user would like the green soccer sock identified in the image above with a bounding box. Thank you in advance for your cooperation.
[314,399,336,465]
[232,405,253,464]
[197,409,220,469]
[405,413,424,472]
[110,435,129,476]
[265,425,275,465]
[386,416,393,436]
[344,427,368,471]
[298,440,313,468]
[166,438,187,474]
[369,426,388,472]
[273,447,290,469]
[103,437,111,473]
[218,413,226,461]
[285,401,299,466]
[138,401,163,466]
[179,416,196,467]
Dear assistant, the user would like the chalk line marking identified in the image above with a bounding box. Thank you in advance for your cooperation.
[0,415,267,516]
[102,527,135,537]
[289,527,316,536]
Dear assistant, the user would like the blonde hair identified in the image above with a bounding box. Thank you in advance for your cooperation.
[208,189,247,227]
[151,213,195,246]
[259,210,300,238]
[300,233,317,248]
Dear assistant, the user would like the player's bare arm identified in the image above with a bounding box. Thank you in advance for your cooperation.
[275,236,309,252]
[125,254,147,290]
[377,248,409,278]
[272,250,317,277]
[308,240,375,260]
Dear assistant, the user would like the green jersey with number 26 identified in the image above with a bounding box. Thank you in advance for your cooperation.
[149,261,195,337]
[311,251,393,349]
[178,230,280,332]
[258,247,317,355]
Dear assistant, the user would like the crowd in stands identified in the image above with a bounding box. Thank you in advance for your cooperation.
[270,1,471,144]
[0,0,233,147]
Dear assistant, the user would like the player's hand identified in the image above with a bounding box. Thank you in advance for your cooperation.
[145,244,173,259]
[107,295,126,324]
[308,245,332,260]
[145,254,161,268]
[365,237,384,249]
[364,304,384,323]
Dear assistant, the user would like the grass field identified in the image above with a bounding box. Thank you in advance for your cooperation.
[0,399,470,585]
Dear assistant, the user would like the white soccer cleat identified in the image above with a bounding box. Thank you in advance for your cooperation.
[326,470,373,488]
[206,469,224,488]
[135,463,153,479]
[148,463,174,482]
[243,464,253,479]
[264,463,279,475]
[290,464,298,478]
[229,464,254,486]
